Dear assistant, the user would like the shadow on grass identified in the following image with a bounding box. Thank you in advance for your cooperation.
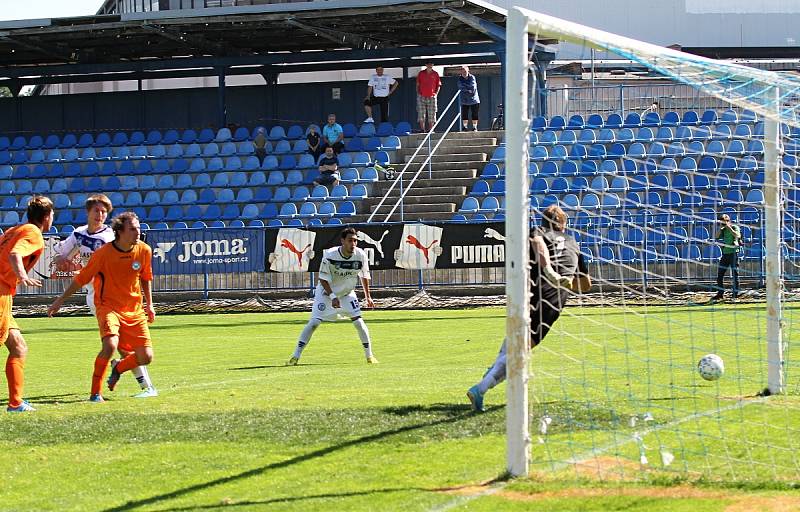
[228,363,339,371]
[24,326,98,335]
[151,487,421,511]
[384,403,504,416]
[104,407,479,512]
[146,313,503,332]
[25,393,88,405]
[152,476,510,512]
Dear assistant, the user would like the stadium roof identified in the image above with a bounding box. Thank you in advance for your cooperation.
[0,0,553,85]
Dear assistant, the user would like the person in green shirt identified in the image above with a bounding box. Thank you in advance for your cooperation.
[713,213,742,300]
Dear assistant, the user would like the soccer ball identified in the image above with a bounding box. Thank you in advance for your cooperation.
[697,354,725,381]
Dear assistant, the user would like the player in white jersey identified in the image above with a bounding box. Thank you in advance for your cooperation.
[287,227,377,365]
[55,194,157,398]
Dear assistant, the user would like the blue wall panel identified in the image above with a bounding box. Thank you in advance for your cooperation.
[0,75,501,135]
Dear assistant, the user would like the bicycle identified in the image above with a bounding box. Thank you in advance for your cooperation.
[491,103,504,131]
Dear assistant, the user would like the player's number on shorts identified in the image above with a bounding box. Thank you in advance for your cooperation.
[351,299,359,310]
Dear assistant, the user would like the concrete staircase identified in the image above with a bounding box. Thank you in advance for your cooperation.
[351,129,503,223]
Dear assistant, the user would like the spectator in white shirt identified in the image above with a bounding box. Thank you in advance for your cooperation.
[363,66,399,124]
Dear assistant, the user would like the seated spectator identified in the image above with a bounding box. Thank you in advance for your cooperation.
[315,146,339,187]
[254,127,267,161]
[307,125,322,161]
[321,113,345,154]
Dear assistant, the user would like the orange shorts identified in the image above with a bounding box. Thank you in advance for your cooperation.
[96,307,151,350]
[0,293,19,345]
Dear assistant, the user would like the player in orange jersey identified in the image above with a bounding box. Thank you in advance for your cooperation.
[48,211,155,402]
[0,196,54,412]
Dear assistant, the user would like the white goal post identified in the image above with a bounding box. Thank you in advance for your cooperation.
[504,6,787,478]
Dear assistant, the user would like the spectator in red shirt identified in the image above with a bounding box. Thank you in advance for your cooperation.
[416,62,441,132]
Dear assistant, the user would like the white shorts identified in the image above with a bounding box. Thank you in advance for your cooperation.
[311,286,362,321]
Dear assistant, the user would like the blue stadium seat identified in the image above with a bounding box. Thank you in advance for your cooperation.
[128,131,145,146]
[591,129,613,145]
[345,184,368,200]
[185,143,202,158]
[285,170,303,186]
[565,176,586,194]
[28,150,45,164]
[566,114,584,130]
[266,126,286,141]
[581,113,601,129]
[713,124,732,140]
[459,197,479,213]
[580,193,600,209]
[700,110,718,125]
[531,146,548,161]
[279,155,297,170]
[146,206,166,223]
[609,129,630,146]
[295,153,315,169]
[358,167,378,182]
[219,141,236,157]
[49,178,67,194]
[277,203,297,219]
[661,111,679,126]
[654,126,673,142]
[200,204,221,221]
[144,130,162,145]
[358,123,376,137]
[262,155,279,171]
[376,122,394,137]
[642,112,661,127]
[197,128,215,144]
[726,139,745,156]
[291,140,309,154]
[394,122,412,136]
[719,109,738,124]
[59,133,78,148]
[634,127,653,143]
[622,112,641,128]
[202,143,219,158]
[558,130,576,145]
[676,111,698,126]
[596,113,618,130]
[273,140,291,155]
[178,189,197,205]
[295,202,316,218]
[223,156,241,172]
[568,144,587,160]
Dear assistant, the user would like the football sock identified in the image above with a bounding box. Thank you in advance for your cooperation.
[477,339,507,394]
[293,318,322,359]
[5,356,25,408]
[131,365,153,390]
[91,356,109,396]
[116,353,139,374]
[353,318,372,358]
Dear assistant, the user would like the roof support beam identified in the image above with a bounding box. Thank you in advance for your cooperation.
[0,54,503,87]
[0,42,503,78]
[284,18,390,50]
[439,8,506,42]
[0,35,72,62]
[141,24,226,56]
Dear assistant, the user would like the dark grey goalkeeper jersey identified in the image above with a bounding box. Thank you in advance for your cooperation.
[529,227,587,298]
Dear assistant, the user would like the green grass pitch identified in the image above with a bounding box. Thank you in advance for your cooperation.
[1,305,798,511]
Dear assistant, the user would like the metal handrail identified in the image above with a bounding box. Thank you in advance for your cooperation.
[366,89,462,223]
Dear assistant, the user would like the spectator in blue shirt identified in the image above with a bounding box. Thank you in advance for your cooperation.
[321,113,345,154]
[458,65,480,131]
